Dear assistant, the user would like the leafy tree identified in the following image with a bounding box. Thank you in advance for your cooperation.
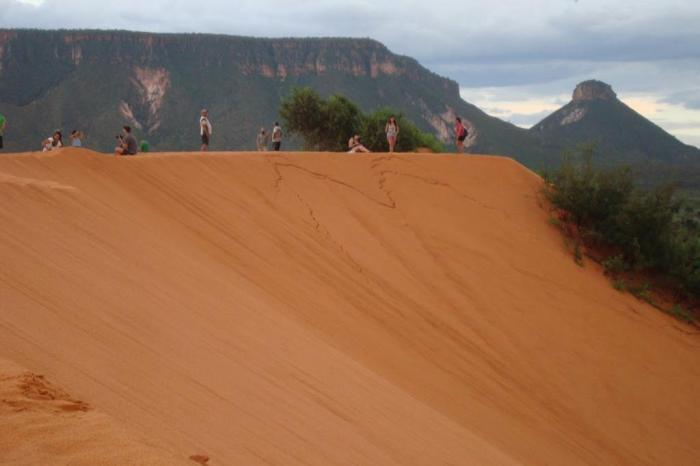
[320,95,362,151]
[279,87,324,150]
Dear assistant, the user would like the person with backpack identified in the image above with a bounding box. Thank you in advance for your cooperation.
[455,117,468,153]
[271,122,282,151]
[200,109,212,151]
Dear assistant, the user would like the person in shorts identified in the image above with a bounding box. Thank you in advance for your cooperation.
[271,122,282,151]
[115,126,138,156]
[200,109,212,151]
[455,117,468,153]
[385,116,399,153]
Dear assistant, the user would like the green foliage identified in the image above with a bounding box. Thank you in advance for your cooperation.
[548,217,561,227]
[280,88,443,153]
[322,95,363,151]
[631,282,653,303]
[670,305,695,324]
[612,279,627,292]
[279,87,325,150]
[544,145,700,303]
[573,242,584,266]
[603,254,627,275]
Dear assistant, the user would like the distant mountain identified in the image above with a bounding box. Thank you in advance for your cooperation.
[0,29,544,161]
[530,80,700,166]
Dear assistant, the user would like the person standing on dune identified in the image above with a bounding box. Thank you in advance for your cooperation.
[256,127,269,151]
[385,116,399,153]
[200,109,212,152]
[455,117,468,153]
[0,113,5,151]
[271,122,282,151]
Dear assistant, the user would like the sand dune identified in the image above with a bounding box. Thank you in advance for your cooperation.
[0,148,698,465]
[0,358,192,465]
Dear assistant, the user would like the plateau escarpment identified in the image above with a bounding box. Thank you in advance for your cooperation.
[0,29,537,158]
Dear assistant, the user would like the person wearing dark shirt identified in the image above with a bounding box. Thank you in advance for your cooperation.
[115,126,138,156]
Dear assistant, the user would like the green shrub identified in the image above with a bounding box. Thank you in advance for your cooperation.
[544,144,700,304]
[670,305,695,324]
[603,254,626,275]
[612,279,627,292]
[279,87,356,151]
[631,282,653,302]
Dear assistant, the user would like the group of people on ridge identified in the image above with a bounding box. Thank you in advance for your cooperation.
[255,123,283,151]
[346,115,401,154]
[41,130,84,152]
[0,110,470,154]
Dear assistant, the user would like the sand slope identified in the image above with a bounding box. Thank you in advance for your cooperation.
[0,358,192,465]
[0,148,698,465]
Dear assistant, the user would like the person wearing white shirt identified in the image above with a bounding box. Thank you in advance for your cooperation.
[200,109,212,152]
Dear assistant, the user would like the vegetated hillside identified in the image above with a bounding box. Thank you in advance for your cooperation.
[530,80,700,186]
[0,29,542,160]
[1,149,698,465]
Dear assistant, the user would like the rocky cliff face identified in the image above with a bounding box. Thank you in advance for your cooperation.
[0,29,538,159]
[572,80,617,102]
[530,81,700,167]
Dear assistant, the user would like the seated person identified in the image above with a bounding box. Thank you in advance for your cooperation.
[70,130,83,147]
[42,130,63,151]
[347,134,370,153]
[115,126,139,156]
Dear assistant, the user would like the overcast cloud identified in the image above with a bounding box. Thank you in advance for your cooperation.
[2,0,700,146]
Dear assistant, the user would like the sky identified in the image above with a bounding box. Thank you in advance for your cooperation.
[2,0,700,146]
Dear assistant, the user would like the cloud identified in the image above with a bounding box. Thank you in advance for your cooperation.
[663,89,700,110]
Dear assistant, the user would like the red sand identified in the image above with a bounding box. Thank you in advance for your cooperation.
[1,148,698,465]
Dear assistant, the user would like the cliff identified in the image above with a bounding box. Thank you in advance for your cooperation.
[0,29,539,160]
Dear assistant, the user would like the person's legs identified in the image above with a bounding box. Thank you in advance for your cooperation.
[388,136,396,152]
[115,146,125,156]
[201,134,209,152]
[273,141,281,151]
